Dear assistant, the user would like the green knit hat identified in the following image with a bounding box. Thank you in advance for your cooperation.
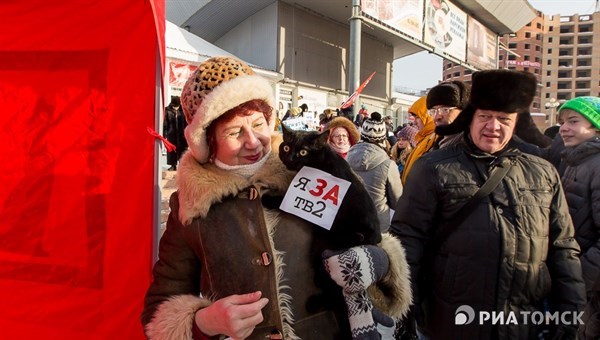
[559,96,600,130]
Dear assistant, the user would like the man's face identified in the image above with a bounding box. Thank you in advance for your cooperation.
[469,109,517,154]
[428,105,461,127]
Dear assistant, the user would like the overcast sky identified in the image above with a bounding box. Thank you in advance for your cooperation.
[393,0,598,92]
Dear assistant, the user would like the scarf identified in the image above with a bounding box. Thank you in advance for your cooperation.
[329,142,350,158]
[401,130,437,184]
[214,150,272,179]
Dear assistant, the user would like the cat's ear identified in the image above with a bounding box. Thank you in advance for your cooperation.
[281,123,291,140]
[317,129,330,145]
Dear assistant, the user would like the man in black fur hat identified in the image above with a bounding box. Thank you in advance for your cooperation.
[391,69,585,340]
[426,80,470,149]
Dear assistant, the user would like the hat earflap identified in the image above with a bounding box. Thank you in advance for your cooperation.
[435,105,475,136]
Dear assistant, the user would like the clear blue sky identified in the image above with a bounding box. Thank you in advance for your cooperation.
[393,0,598,92]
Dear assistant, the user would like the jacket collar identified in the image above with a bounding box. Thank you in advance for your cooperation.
[176,133,295,224]
[562,136,600,166]
[462,132,521,163]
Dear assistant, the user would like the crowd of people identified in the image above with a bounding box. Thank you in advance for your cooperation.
[146,55,600,340]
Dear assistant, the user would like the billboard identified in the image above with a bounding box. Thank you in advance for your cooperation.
[361,0,425,41]
[423,0,467,61]
[467,17,498,70]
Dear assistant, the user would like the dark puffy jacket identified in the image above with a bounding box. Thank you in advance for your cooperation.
[391,138,586,340]
[561,136,600,340]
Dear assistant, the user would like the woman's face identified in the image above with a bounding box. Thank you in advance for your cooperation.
[396,138,409,149]
[213,110,271,165]
[412,114,425,130]
[559,109,599,147]
[329,127,350,148]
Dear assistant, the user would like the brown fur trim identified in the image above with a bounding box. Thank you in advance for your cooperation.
[368,233,412,318]
[176,133,295,224]
[325,117,360,146]
[145,294,212,340]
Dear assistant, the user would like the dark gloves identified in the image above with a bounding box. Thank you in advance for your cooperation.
[323,245,394,340]
[550,325,577,340]
[537,324,578,340]
[395,309,418,340]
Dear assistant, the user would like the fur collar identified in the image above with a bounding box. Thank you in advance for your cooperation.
[176,133,295,225]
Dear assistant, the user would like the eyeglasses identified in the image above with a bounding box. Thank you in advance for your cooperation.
[331,134,349,140]
[427,107,457,116]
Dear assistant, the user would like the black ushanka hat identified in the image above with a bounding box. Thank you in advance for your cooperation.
[426,80,470,110]
[436,70,537,136]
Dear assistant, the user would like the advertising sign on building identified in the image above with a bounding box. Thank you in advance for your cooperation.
[361,0,425,41]
[168,61,198,94]
[423,0,467,62]
[466,17,498,70]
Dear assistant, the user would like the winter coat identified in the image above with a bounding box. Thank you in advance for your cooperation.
[401,97,434,184]
[561,136,600,340]
[346,142,402,233]
[163,104,188,165]
[142,135,412,340]
[390,137,586,340]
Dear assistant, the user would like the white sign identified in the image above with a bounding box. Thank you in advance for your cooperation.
[362,0,425,41]
[280,166,351,230]
[424,0,467,62]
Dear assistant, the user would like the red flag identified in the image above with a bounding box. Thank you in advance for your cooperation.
[0,0,160,338]
[340,71,376,109]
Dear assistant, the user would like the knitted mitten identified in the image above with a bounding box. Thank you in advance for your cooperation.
[323,245,395,340]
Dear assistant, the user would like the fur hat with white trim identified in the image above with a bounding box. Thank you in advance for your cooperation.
[181,56,275,163]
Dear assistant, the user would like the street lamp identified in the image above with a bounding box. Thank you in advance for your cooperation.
[545,98,560,126]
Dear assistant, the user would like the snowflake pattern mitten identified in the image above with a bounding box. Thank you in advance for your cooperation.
[323,245,395,339]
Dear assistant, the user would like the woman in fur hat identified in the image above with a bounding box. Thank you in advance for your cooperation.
[557,96,600,340]
[325,116,360,159]
[392,70,585,340]
[141,56,411,340]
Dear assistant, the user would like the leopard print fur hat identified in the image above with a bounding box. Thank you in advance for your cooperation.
[181,56,275,163]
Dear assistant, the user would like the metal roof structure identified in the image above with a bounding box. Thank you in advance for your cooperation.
[166,0,537,60]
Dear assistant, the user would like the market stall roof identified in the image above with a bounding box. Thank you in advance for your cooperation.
[166,20,234,62]
[166,20,282,80]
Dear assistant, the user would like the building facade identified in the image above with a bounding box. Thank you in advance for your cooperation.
[542,11,600,126]
[442,8,600,130]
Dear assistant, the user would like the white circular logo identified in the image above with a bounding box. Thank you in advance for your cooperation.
[455,305,476,325]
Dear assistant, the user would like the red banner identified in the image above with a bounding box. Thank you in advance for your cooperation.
[169,61,199,88]
[340,71,376,109]
[0,0,161,338]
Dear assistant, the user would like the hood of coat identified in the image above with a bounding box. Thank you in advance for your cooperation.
[346,142,390,171]
[176,133,296,225]
[325,116,360,146]
[562,136,600,166]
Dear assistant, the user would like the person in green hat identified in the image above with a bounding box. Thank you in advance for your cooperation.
[558,96,600,340]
